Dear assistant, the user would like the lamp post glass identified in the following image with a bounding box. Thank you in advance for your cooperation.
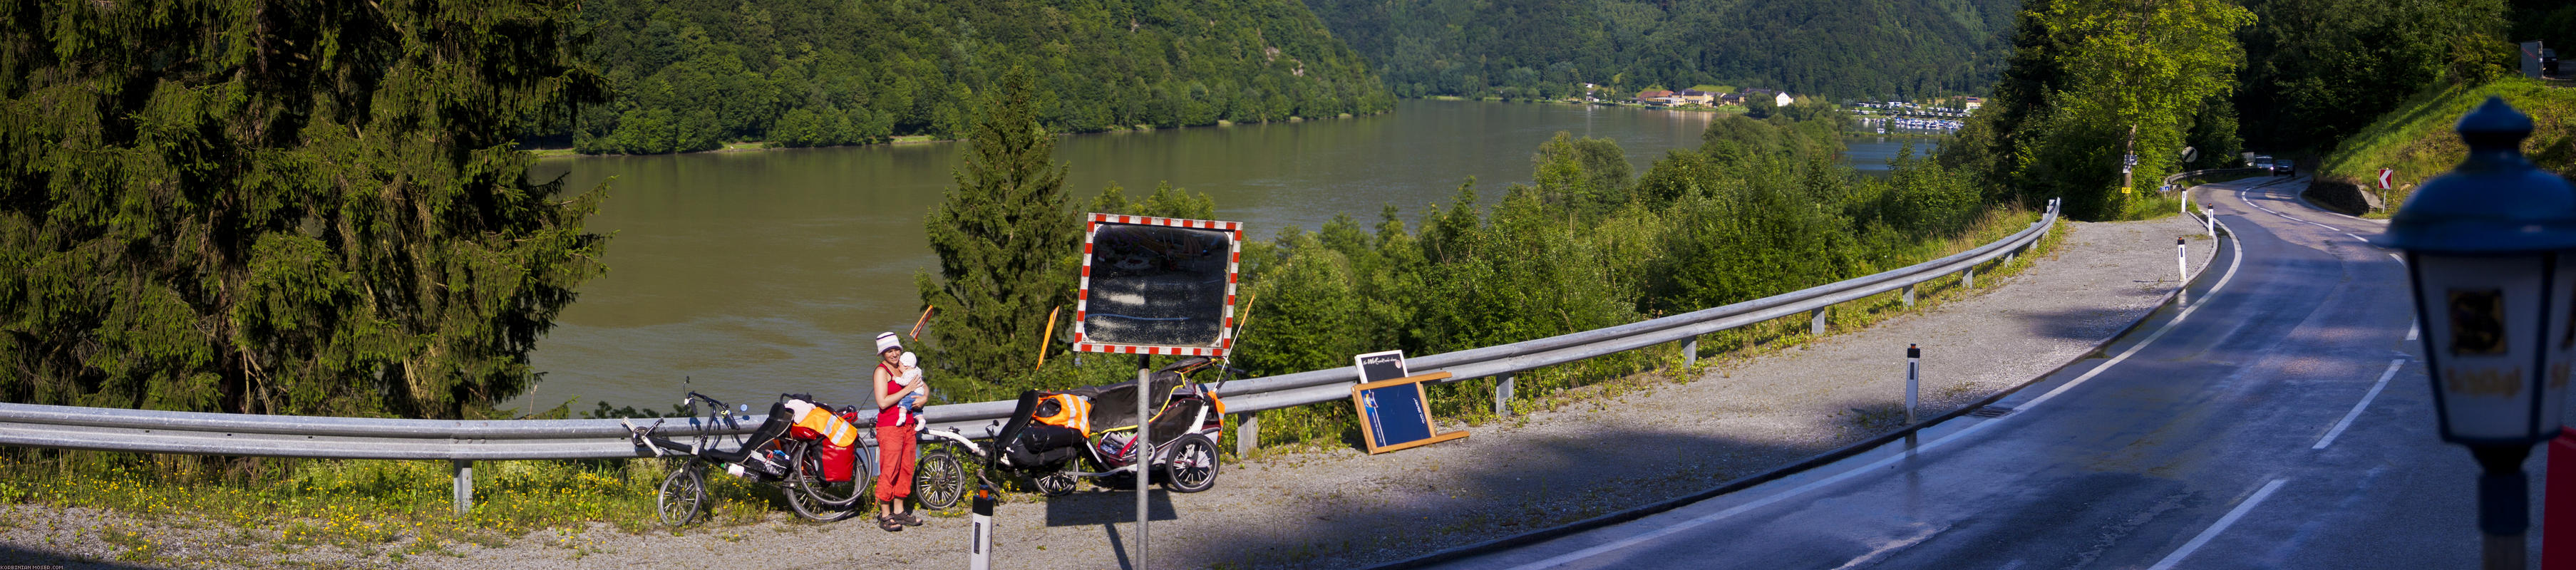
[2406,252,2575,445]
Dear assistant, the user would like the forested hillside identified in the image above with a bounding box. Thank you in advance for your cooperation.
[565,0,1395,155]
[1299,0,2017,100]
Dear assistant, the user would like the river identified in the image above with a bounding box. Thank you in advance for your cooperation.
[518,99,1937,412]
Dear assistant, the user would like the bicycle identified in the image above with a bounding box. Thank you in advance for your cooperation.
[625,392,871,527]
[911,356,1233,508]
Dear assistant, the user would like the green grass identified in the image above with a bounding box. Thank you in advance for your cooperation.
[2320,78,2576,212]
[0,452,785,564]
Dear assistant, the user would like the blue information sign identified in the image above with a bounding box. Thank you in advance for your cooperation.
[1350,371,1468,454]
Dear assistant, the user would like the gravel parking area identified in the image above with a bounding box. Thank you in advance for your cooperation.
[0,214,2216,570]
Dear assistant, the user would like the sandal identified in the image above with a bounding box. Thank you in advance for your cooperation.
[876,515,904,532]
[894,512,926,527]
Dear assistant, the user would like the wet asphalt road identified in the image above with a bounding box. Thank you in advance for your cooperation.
[1419,177,2558,569]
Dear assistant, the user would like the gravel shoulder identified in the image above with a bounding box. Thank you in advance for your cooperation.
[0,215,2217,570]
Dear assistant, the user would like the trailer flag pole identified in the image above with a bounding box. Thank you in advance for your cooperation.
[909,306,936,341]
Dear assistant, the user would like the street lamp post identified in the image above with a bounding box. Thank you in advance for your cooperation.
[2374,97,2576,570]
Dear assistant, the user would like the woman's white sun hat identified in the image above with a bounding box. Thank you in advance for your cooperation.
[875,331,902,354]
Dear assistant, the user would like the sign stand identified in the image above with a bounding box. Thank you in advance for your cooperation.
[1068,212,1247,570]
[1353,372,1470,454]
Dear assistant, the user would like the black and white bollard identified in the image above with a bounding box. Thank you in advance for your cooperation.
[1905,344,1921,424]
[2176,237,2189,304]
[970,487,995,570]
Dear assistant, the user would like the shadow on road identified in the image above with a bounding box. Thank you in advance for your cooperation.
[0,544,166,569]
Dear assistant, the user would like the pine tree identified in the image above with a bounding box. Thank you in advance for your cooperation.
[915,68,1082,390]
[0,0,608,419]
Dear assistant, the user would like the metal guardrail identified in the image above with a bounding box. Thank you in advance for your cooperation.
[0,198,2059,510]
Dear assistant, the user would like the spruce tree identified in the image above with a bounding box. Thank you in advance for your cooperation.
[0,0,607,419]
[915,68,1081,392]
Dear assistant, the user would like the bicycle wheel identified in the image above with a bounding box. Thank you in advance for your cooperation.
[783,442,858,522]
[1034,469,1078,497]
[1158,432,1220,493]
[794,440,868,507]
[913,446,965,511]
[656,462,708,528]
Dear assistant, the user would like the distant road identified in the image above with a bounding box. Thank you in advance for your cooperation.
[1412,175,2553,569]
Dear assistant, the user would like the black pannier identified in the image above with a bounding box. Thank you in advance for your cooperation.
[1006,424,1087,468]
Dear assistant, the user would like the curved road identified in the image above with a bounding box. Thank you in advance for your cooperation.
[1408,176,2557,569]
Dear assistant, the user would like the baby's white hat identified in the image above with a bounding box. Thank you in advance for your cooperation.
[900,352,918,367]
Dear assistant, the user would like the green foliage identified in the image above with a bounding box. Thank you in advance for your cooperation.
[1302,0,2021,100]
[2235,0,2517,151]
[1943,0,2253,220]
[915,69,1084,394]
[2320,78,2576,209]
[1227,117,2033,447]
[567,0,1394,154]
[1,0,608,418]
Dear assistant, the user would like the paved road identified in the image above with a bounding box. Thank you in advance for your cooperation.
[1416,176,2561,569]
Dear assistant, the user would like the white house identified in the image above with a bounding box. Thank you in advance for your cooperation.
[1774,92,1793,107]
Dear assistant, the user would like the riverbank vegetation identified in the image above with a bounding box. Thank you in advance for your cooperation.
[902,73,2037,455]
[558,0,1393,155]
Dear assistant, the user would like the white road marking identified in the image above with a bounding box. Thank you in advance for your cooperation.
[2407,319,2418,341]
[2389,253,2404,264]
[1495,214,2253,570]
[2146,478,2289,570]
[2312,359,2406,450]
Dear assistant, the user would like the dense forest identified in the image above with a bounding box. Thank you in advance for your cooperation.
[560,0,1396,155]
[1299,0,2019,100]
[2,0,607,419]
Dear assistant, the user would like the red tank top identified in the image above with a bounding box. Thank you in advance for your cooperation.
[875,363,910,427]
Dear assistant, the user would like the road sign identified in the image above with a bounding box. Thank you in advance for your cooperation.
[2123,154,2139,167]
[2379,168,2396,190]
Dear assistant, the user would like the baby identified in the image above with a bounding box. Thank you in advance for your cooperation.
[895,352,926,428]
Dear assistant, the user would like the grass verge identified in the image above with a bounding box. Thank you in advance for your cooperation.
[2319,77,2576,213]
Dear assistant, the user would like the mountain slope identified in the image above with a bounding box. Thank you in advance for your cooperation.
[1301,0,2019,100]
[566,0,1395,154]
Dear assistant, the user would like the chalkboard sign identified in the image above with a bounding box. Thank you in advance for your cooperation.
[1073,214,1244,356]
[1353,350,1408,383]
[1352,372,1468,455]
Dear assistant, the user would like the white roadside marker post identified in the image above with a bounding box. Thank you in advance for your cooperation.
[1905,344,1921,424]
[2177,237,2189,304]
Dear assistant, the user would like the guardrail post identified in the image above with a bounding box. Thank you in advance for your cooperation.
[1810,307,1828,336]
[452,460,473,514]
[1902,284,1916,307]
[1683,336,1699,368]
[1494,374,1515,416]
[1962,266,1976,289]
[1236,412,1260,457]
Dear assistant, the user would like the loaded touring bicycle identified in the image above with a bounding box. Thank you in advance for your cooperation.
[913,356,1230,504]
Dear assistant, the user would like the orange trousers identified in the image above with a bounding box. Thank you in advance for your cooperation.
[875,425,915,503]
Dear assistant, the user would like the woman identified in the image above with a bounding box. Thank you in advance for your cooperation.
[872,331,927,532]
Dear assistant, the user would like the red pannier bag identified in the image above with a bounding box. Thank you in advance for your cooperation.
[818,440,857,482]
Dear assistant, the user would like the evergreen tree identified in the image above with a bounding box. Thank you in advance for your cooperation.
[1,0,609,418]
[915,68,1083,390]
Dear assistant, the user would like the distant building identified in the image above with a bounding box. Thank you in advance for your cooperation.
[1775,92,1793,107]
[1674,89,1717,105]
[1962,96,1984,110]
[1634,89,1674,105]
